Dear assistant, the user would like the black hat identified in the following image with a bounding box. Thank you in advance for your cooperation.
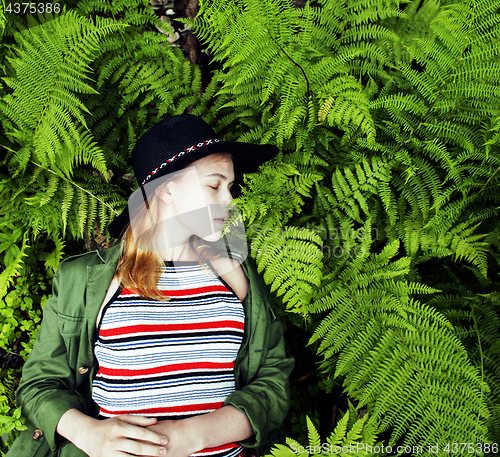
[107,114,279,238]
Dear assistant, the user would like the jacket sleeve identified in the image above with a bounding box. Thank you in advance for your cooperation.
[223,263,295,449]
[16,262,87,452]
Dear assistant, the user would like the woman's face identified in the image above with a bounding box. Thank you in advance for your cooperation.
[156,154,235,243]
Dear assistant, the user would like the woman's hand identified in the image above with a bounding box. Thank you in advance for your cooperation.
[83,414,168,457]
[57,409,168,457]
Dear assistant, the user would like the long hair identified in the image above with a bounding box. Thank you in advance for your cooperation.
[114,152,233,300]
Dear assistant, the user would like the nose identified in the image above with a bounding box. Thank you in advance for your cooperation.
[219,191,234,218]
[221,187,233,205]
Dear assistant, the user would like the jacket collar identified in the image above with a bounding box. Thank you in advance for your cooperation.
[95,242,124,265]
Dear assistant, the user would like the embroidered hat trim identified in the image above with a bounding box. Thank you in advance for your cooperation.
[140,138,221,186]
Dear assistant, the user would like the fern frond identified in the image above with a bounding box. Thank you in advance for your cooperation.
[0,231,28,300]
[1,11,122,177]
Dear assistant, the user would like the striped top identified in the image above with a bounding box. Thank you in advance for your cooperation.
[92,260,245,457]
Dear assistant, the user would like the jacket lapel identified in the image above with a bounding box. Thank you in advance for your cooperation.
[84,244,123,366]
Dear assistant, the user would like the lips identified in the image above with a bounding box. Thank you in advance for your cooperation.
[214,214,230,226]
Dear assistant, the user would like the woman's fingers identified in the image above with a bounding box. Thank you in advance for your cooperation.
[117,436,166,456]
[114,417,168,446]
[117,414,159,428]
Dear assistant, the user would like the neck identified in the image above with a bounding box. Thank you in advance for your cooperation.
[149,217,197,262]
[157,244,199,262]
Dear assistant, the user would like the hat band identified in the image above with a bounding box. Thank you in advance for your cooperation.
[141,138,221,185]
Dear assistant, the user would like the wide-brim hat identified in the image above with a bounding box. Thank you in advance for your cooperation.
[107,114,279,239]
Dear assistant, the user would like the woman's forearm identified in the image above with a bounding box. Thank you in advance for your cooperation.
[148,405,254,454]
[187,405,254,449]
[56,408,96,451]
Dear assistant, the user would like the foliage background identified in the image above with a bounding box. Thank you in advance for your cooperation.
[0,0,499,455]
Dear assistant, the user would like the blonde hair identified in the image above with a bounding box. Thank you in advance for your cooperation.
[114,152,233,301]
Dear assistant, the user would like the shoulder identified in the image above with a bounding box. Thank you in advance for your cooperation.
[210,256,250,302]
[56,244,122,275]
[55,251,98,279]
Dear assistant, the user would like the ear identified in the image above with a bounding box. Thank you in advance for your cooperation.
[155,182,172,203]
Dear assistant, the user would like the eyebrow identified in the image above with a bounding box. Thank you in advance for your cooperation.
[205,172,235,184]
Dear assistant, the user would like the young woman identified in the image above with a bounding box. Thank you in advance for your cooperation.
[8,114,294,457]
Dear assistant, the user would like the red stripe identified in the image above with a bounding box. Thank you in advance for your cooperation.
[97,361,235,377]
[100,320,244,338]
[193,443,240,455]
[99,401,224,416]
[121,285,230,297]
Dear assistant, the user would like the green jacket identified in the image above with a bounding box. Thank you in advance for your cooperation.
[7,244,294,457]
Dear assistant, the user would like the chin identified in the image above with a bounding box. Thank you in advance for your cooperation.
[199,231,223,243]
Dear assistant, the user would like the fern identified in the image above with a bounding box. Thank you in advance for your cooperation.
[267,410,380,457]
[1,11,120,178]
[0,0,6,40]
[307,237,491,447]
[185,0,401,148]
[186,0,500,450]
[0,231,28,300]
